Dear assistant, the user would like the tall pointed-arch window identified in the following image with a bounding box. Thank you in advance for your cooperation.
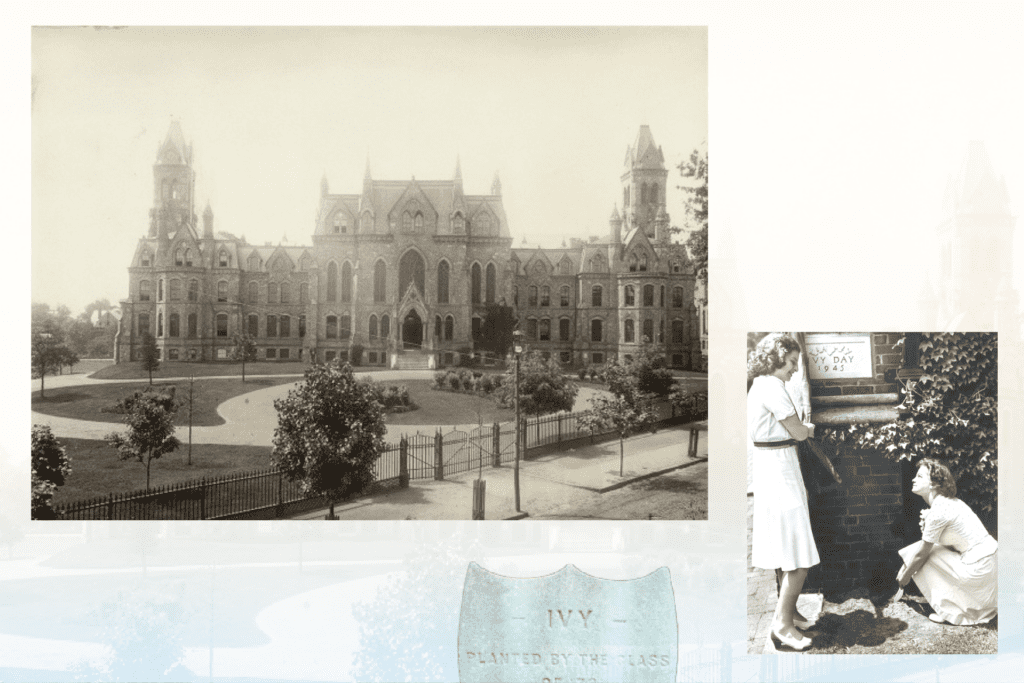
[528,286,538,307]
[560,286,570,307]
[650,184,658,204]
[185,249,192,267]
[591,318,603,342]
[327,262,338,302]
[624,319,635,343]
[219,250,229,267]
[485,263,496,304]
[175,248,185,266]
[369,315,378,340]
[374,261,386,302]
[248,314,259,337]
[169,313,180,338]
[624,285,635,306]
[326,316,338,339]
[673,286,684,308]
[157,312,164,337]
[341,263,353,303]
[629,253,638,272]
[280,315,290,337]
[188,279,199,302]
[381,314,390,340]
[559,317,571,341]
[402,212,413,233]
[139,280,151,302]
[434,315,442,338]
[540,286,550,307]
[437,261,450,304]
[659,285,665,308]
[444,315,454,341]
[398,250,425,297]
[138,313,150,335]
[471,263,482,304]
[643,284,654,307]
[640,254,648,272]
[643,319,654,344]
[217,280,228,302]
[280,282,290,304]
[268,283,279,304]
[158,279,164,302]
[170,279,181,301]
[453,213,465,233]
[414,212,424,232]
[216,313,228,337]
[188,313,197,338]
[591,285,603,307]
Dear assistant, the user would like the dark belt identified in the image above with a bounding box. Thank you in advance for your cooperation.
[753,439,798,449]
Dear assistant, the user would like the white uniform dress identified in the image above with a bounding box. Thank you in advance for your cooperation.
[899,496,998,625]
[748,375,820,572]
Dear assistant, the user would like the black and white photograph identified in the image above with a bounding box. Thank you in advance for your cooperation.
[746,332,998,655]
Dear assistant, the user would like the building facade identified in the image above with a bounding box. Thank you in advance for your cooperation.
[115,123,705,370]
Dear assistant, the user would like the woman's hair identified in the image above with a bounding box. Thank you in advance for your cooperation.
[918,458,958,498]
[748,333,801,380]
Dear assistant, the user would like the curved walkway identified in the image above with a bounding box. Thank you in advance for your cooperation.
[32,370,608,446]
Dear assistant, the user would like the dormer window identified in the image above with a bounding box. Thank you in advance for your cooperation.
[414,213,423,232]
[629,253,638,272]
[333,214,347,234]
[185,249,192,267]
[140,251,152,267]
[640,254,648,272]
[361,212,373,232]
[219,250,230,267]
[175,248,184,266]
[453,213,465,232]
[403,212,413,233]
[477,214,492,233]
[672,261,681,274]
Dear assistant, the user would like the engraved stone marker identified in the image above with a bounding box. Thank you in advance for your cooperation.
[805,332,873,379]
[458,563,677,683]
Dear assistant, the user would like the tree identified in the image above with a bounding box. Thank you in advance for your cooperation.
[31,425,71,519]
[820,333,998,525]
[477,304,516,357]
[31,328,75,398]
[607,343,675,398]
[577,372,657,476]
[106,390,181,491]
[670,387,709,422]
[271,360,387,519]
[231,333,258,381]
[676,146,708,296]
[139,332,160,385]
[495,351,579,416]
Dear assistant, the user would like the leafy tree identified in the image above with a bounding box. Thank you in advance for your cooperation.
[820,333,998,524]
[607,343,675,398]
[271,361,387,519]
[231,333,258,381]
[675,146,708,295]
[477,304,516,357]
[670,387,709,422]
[139,332,160,384]
[31,328,75,398]
[495,351,578,416]
[578,372,657,475]
[31,425,71,519]
[106,390,181,491]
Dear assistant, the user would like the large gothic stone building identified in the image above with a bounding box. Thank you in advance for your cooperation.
[115,122,706,370]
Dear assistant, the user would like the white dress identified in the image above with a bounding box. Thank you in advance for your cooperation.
[899,496,998,625]
[748,375,820,572]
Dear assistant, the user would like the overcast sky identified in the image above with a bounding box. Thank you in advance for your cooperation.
[31,26,708,314]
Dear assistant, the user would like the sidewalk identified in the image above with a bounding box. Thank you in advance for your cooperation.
[293,426,708,520]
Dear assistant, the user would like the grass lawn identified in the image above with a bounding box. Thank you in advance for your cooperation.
[90,360,311,380]
[383,380,514,426]
[52,437,273,505]
[32,377,298,426]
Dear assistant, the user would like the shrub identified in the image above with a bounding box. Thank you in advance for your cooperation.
[433,371,447,390]
[577,366,588,380]
[350,344,364,367]
[491,374,504,390]
[480,375,494,393]
[457,348,475,367]
[448,372,462,391]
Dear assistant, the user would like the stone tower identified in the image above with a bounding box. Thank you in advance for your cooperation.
[621,125,669,241]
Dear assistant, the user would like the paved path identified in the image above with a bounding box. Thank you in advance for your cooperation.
[31,370,609,445]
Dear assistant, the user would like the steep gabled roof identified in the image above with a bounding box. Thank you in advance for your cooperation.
[944,141,1011,217]
[624,125,665,170]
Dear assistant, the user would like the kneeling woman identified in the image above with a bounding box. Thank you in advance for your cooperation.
[898,459,997,625]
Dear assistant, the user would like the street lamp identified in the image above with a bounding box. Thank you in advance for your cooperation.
[512,329,524,512]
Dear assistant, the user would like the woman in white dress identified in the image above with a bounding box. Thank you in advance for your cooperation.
[748,333,820,651]
[898,459,998,625]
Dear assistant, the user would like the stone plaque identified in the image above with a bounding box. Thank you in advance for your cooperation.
[458,563,677,683]
[805,332,873,379]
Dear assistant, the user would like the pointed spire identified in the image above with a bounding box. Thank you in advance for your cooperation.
[157,119,191,165]
[627,125,665,169]
[320,173,329,197]
[561,238,567,248]
[202,201,214,239]
[454,155,462,181]
[610,204,621,221]
[946,141,1011,216]
[491,172,502,196]
[364,154,372,181]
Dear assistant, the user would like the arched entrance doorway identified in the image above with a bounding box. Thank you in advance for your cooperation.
[402,309,423,349]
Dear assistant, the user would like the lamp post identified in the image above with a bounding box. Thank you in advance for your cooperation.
[512,329,523,512]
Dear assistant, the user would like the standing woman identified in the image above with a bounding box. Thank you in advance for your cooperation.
[748,333,820,650]
[898,459,997,625]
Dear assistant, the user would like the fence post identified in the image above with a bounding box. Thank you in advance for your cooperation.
[276,471,284,517]
[399,437,410,488]
[492,422,501,467]
[434,429,444,481]
[107,493,114,520]
[558,413,563,445]
[200,478,206,520]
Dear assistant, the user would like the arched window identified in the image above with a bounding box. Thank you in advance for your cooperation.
[590,255,605,272]
[434,315,442,338]
[643,285,654,307]
[248,314,259,337]
[526,318,538,340]
[341,263,352,303]
[485,263,496,303]
[640,254,648,272]
[158,279,164,302]
[472,316,483,341]
[300,282,309,304]
[402,212,413,232]
[471,263,482,304]
[248,281,258,304]
[327,262,338,302]
[513,286,519,307]
[398,250,425,296]
[369,315,378,340]
[539,318,551,341]
[381,315,390,340]
[334,214,347,234]
[374,261,387,302]
[175,248,185,266]
[340,315,351,340]
[559,259,573,275]
[437,261,450,304]
[185,249,192,267]
[299,315,306,338]
[268,283,279,304]
[444,315,454,341]
[624,285,635,306]
[216,313,228,337]
[660,285,665,308]
[672,261,681,274]
[672,320,685,344]
[138,313,150,335]
[217,281,228,302]
[189,279,199,302]
[453,213,465,232]
[673,286,684,308]
[591,285,603,307]
[560,286,570,307]
[140,251,152,267]
[659,319,664,343]
[280,315,290,337]
[650,184,658,204]
[642,319,654,343]
[528,286,538,307]
[139,280,151,302]
[187,313,197,338]
[591,318,603,342]
[540,286,550,307]
[559,317,571,341]
[326,315,338,339]
[267,315,278,337]
[280,282,291,304]
[511,258,520,275]
[219,250,229,267]
[629,253,638,272]
[248,254,261,271]
[414,213,423,232]
[624,319,635,343]
[169,313,180,338]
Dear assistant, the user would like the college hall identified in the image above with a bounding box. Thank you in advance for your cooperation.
[115,122,707,371]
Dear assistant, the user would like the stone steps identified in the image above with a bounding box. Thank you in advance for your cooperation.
[394,351,432,370]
